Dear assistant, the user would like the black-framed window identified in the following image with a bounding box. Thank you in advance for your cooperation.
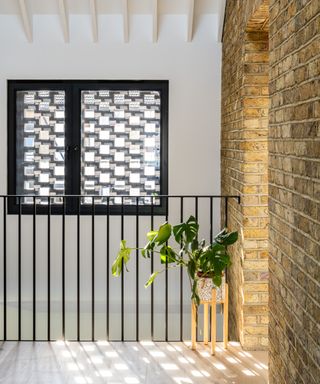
[8,80,168,214]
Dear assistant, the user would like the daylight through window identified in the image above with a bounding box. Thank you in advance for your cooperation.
[8,81,168,214]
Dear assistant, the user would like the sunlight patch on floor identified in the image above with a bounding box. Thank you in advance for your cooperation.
[0,341,268,384]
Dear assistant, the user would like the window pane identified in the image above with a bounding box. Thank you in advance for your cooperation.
[81,90,161,205]
[16,90,66,204]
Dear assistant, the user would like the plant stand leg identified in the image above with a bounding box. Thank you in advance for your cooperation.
[191,301,197,350]
[211,289,216,355]
[203,303,209,345]
[223,283,229,349]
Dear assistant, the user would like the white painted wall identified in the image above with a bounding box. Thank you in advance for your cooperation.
[0,14,221,194]
[0,14,222,341]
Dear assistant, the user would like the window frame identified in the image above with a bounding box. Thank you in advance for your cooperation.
[8,80,169,215]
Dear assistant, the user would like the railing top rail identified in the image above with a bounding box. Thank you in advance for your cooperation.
[0,194,240,199]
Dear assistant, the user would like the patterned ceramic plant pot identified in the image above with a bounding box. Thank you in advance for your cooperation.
[196,276,225,302]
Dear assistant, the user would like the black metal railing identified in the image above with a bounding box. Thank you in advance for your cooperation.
[0,194,240,342]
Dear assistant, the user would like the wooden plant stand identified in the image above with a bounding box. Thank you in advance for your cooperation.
[191,283,228,355]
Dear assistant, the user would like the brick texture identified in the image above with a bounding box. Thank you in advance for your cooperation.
[221,0,269,350]
[268,0,320,383]
[222,0,320,379]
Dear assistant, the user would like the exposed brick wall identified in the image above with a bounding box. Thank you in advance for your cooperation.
[222,0,320,377]
[269,0,320,382]
[221,0,269,350]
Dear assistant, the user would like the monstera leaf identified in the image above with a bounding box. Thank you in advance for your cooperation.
[154,222,172,245]
[160,245,176,264]
[142,223,172,258]
[112,240,132,276]
[215,228,238,245]
[173,215,199,243]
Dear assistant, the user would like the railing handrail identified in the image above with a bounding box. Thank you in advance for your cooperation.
[0,194,240,200]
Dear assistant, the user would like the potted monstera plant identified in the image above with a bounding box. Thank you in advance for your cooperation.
[112,215,238,305]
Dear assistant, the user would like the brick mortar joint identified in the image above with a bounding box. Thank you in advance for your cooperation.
[269,33,320,68]
[269,178,320,205]
[269,211,320,267]
[269,116,319,124]
[269,96,320,112]
[269,54,320,80]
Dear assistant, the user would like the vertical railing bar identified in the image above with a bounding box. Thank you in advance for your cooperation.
[194,196,198,342]
[62,196,66,340]
[47,196,51,341]
[209,196,213,341]
[91,197,95,341]
[106,197,110,341]
[195,196,199,223]
[3,197,6,341]
[33,196,36,341]
[18,197,22,341]
[225,197,228,228]
[121,197,124,342]
[150,197,154,340]
[77,197,80,342]
[165,196,168,342]
[225,197,228,284]
[135,197,139,341]
[210,197,213,244]
[180,196,184,342]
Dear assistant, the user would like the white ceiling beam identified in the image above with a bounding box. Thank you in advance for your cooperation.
[218,0,226,42]
[89,0,98,43]
[58,0,69,43]
[187,0,195,42]
[18,0,33,43]
[122,0,129,43]
[152,0,158,43]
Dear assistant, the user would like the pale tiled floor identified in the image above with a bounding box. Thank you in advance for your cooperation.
[0,341,268,384]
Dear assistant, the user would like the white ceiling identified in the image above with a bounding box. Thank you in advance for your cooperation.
[0,0,219,15]
[0,0,225,43]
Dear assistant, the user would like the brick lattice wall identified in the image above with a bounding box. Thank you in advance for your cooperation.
[269,0,320,382]
[221,0,269,350]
